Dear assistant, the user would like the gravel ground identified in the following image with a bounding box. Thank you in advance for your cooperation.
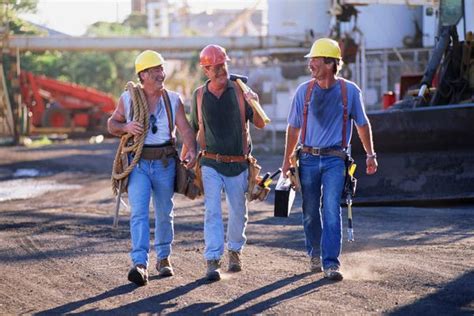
[0,140,472,315]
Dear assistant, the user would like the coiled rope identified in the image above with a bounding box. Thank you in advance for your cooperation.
[111,81,149,195]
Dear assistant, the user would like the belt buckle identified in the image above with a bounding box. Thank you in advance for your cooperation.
[215,153,222,162]
[311,147,320,155]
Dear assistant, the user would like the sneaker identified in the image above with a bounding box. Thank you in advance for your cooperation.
[127,264,148,286]
[156,257,174,277]
[324,266,343,281]
[228,250,242,272]
[206,259,222,281]
[310,257,322,273]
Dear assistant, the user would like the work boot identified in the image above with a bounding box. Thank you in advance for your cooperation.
[127,264,148,286]
[323,266,343,281]
[310,257,322,273]
[156,257,174,277]
[228,250,242,272]
[206,259,222,281]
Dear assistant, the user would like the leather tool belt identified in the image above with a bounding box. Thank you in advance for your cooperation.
[301,146,347,160]
[202,151,248,163]
[141,143,176,161]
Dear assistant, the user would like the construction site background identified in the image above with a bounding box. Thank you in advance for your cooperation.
[1,0,474,204]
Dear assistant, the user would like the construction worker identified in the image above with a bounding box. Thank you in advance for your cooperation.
[108,50,197,286]
[281,38,378,281]
[183,44,265,281]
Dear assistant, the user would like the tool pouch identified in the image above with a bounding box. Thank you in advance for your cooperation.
[246,155,264,201]
[194,151,204,193]
[249,176,271,201]
[287,148,301,191]
[342,155,357,198]
[174,157,202,200]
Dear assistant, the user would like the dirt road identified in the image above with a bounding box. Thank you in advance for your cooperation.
[0,140,472,315]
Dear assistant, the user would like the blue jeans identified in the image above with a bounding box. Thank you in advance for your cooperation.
[127,157,175,267]
[201,166,249,260]
[299,153,345,269]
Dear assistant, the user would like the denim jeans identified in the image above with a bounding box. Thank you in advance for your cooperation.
[201,166,249,260]
[299,153,345,269]
[127,157,175,267]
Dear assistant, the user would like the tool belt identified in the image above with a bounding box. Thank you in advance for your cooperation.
[141,143,176,163]
[342,155,357,199]
[198,151,263,201]
[201,151,248,163]
[247,155,267,202]
[301,146,347,160]
[249,177,271,201]
[193,152,204,193]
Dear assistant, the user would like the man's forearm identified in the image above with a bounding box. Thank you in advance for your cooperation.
[356,123,375,155]
[283,125,300,165]
[107,117,127,137]
[181,127,197,154]
[252,107,266,129]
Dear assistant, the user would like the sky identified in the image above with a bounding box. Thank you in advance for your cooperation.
[19,0,265,36]
[19,0,133,36]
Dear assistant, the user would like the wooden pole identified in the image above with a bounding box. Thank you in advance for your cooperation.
[113,180,123,228]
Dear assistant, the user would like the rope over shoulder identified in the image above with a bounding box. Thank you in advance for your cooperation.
[111,81,149,195]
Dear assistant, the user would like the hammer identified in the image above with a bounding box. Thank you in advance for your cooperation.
[229,74,248,83]
[229,73,271,125]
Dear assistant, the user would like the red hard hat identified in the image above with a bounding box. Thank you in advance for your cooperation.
[199,44,230,66]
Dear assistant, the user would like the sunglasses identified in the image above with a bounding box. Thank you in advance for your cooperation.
[150,115,158,134]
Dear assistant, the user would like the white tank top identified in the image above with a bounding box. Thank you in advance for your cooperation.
[121,89,180,145]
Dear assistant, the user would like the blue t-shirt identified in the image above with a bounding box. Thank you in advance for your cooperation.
[287,78,368,148]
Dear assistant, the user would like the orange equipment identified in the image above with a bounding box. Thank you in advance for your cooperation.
[199,44,230,67]
[19,71,115,132]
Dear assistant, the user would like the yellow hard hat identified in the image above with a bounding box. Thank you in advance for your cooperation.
[305,38,342,59]
[135,50,165,74]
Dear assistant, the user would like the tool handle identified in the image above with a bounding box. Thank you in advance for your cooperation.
[113,180,123,228]
[261,168,282,187]
[347,228,354,242]
[348,163,357,177]
[263,178,273,187]
[235,79,271,124]
[259,172,271,187]
[347,202,354,242]
[270,168,282,179]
